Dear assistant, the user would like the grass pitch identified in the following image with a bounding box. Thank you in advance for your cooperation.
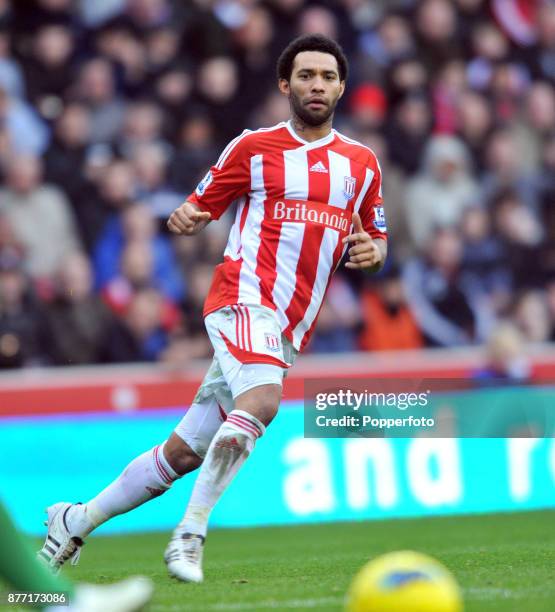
[20,510,555,611]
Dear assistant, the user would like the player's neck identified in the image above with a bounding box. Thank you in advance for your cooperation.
[290,115,333,142]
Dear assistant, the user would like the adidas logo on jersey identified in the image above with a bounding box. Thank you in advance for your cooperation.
[310,161,328,173]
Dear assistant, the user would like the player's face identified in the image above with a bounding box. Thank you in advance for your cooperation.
[280,51,345,127]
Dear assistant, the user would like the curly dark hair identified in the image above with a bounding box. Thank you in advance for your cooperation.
[276,34,348,82]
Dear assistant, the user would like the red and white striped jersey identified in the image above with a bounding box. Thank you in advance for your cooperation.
[188,120,387,351]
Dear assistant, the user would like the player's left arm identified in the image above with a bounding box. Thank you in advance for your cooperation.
[343,158,387,274]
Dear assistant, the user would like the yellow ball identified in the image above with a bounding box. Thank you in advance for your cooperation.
[345,550,463,612]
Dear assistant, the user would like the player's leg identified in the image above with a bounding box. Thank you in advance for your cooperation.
[165,305,294,583]
[38,362,222,572]
[165,376,281,583]
[177,379,280,538]
[82,363,233,527]
[37,441,191,571]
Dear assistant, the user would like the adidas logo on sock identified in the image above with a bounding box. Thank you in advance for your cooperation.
[215,437,241,450]
[310,161,328,173]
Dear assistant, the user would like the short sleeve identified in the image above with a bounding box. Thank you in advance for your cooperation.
[187,131,251,220]
[358,158,387,241]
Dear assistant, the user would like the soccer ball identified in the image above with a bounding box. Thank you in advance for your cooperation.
[345,550,463,612]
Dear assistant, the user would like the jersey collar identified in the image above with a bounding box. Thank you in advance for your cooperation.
[286,120,336,148]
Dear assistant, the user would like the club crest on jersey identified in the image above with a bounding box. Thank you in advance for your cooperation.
[264,332,280,352]
[373,205,387,232]
[195,170,213,196]
[343,176,356,200]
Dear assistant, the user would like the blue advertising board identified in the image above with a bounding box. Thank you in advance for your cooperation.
[1,402,554,535]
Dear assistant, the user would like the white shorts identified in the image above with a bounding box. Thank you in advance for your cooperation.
[174,304,297,457]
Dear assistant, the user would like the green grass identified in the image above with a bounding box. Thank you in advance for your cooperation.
[8,510,555,611]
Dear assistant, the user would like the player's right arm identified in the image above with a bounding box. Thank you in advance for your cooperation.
[167,201,211,235]
[167,129,252,236]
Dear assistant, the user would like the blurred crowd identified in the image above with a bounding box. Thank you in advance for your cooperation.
[0,0,554,370]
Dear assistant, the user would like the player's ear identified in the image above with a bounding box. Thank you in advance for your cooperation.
[338,81,346,99]
[278,79,290,95]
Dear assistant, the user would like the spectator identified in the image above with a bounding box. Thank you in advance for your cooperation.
[432,59,467,134]
[359,265,423,351]
[536,134,555,281]
[405,135,478,249]
[145,26,181,74]
[467,21,510,92]
[298,5,338,41]
[460,205,511,314]
[249,90,289,129]
[472,322,531,384]
[386,57,429,105]
[349,83,388,133]
[93,21,147,96]
[131,142,181,219]
[178,261,214,358]
[95,201,184,301]
[511,82,555,172]
[117,100,167,158]
[310,276,361,353]
[403,227,492,346]
[523,1,555,83]
[512,290,552,344]
[0,246,50,368]
[455,90,493,172]
[0,154,81,280]
[45,252,115,365]
[547,279,555,341]
[360,12,415,73]
[481,129,539,212]
[22,23,76,119]
[126,0,174,31]
[44,103,92,206]
[455,0,490,48]
[179,0,232,62]
[193,56,245,145]
[153,67,193,136]
[169,113,218,193]
[78,0,126,28]
[415,0,461,73]
[491,190,544,289]
[233,6,276,115]
[488,60,531,124]
[0,86,49,155]
[102,240,156,314]
[0,27,25,99]
[81,159,136,252]
[73,57,126,144]
[386,91,432,175]
[102,287,171,362]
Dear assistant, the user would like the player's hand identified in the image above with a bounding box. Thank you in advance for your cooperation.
[343,212,383,270]
[167,202,211,235]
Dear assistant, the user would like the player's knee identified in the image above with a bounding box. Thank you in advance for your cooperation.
[235,384,281,426]
[257,398,279,425]
[164,435,203,475]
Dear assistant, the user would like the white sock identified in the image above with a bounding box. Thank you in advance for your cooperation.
[67,443,179,537]
[176,410,265,538]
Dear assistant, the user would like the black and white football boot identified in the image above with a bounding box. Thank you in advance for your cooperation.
[38,502,84,573]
